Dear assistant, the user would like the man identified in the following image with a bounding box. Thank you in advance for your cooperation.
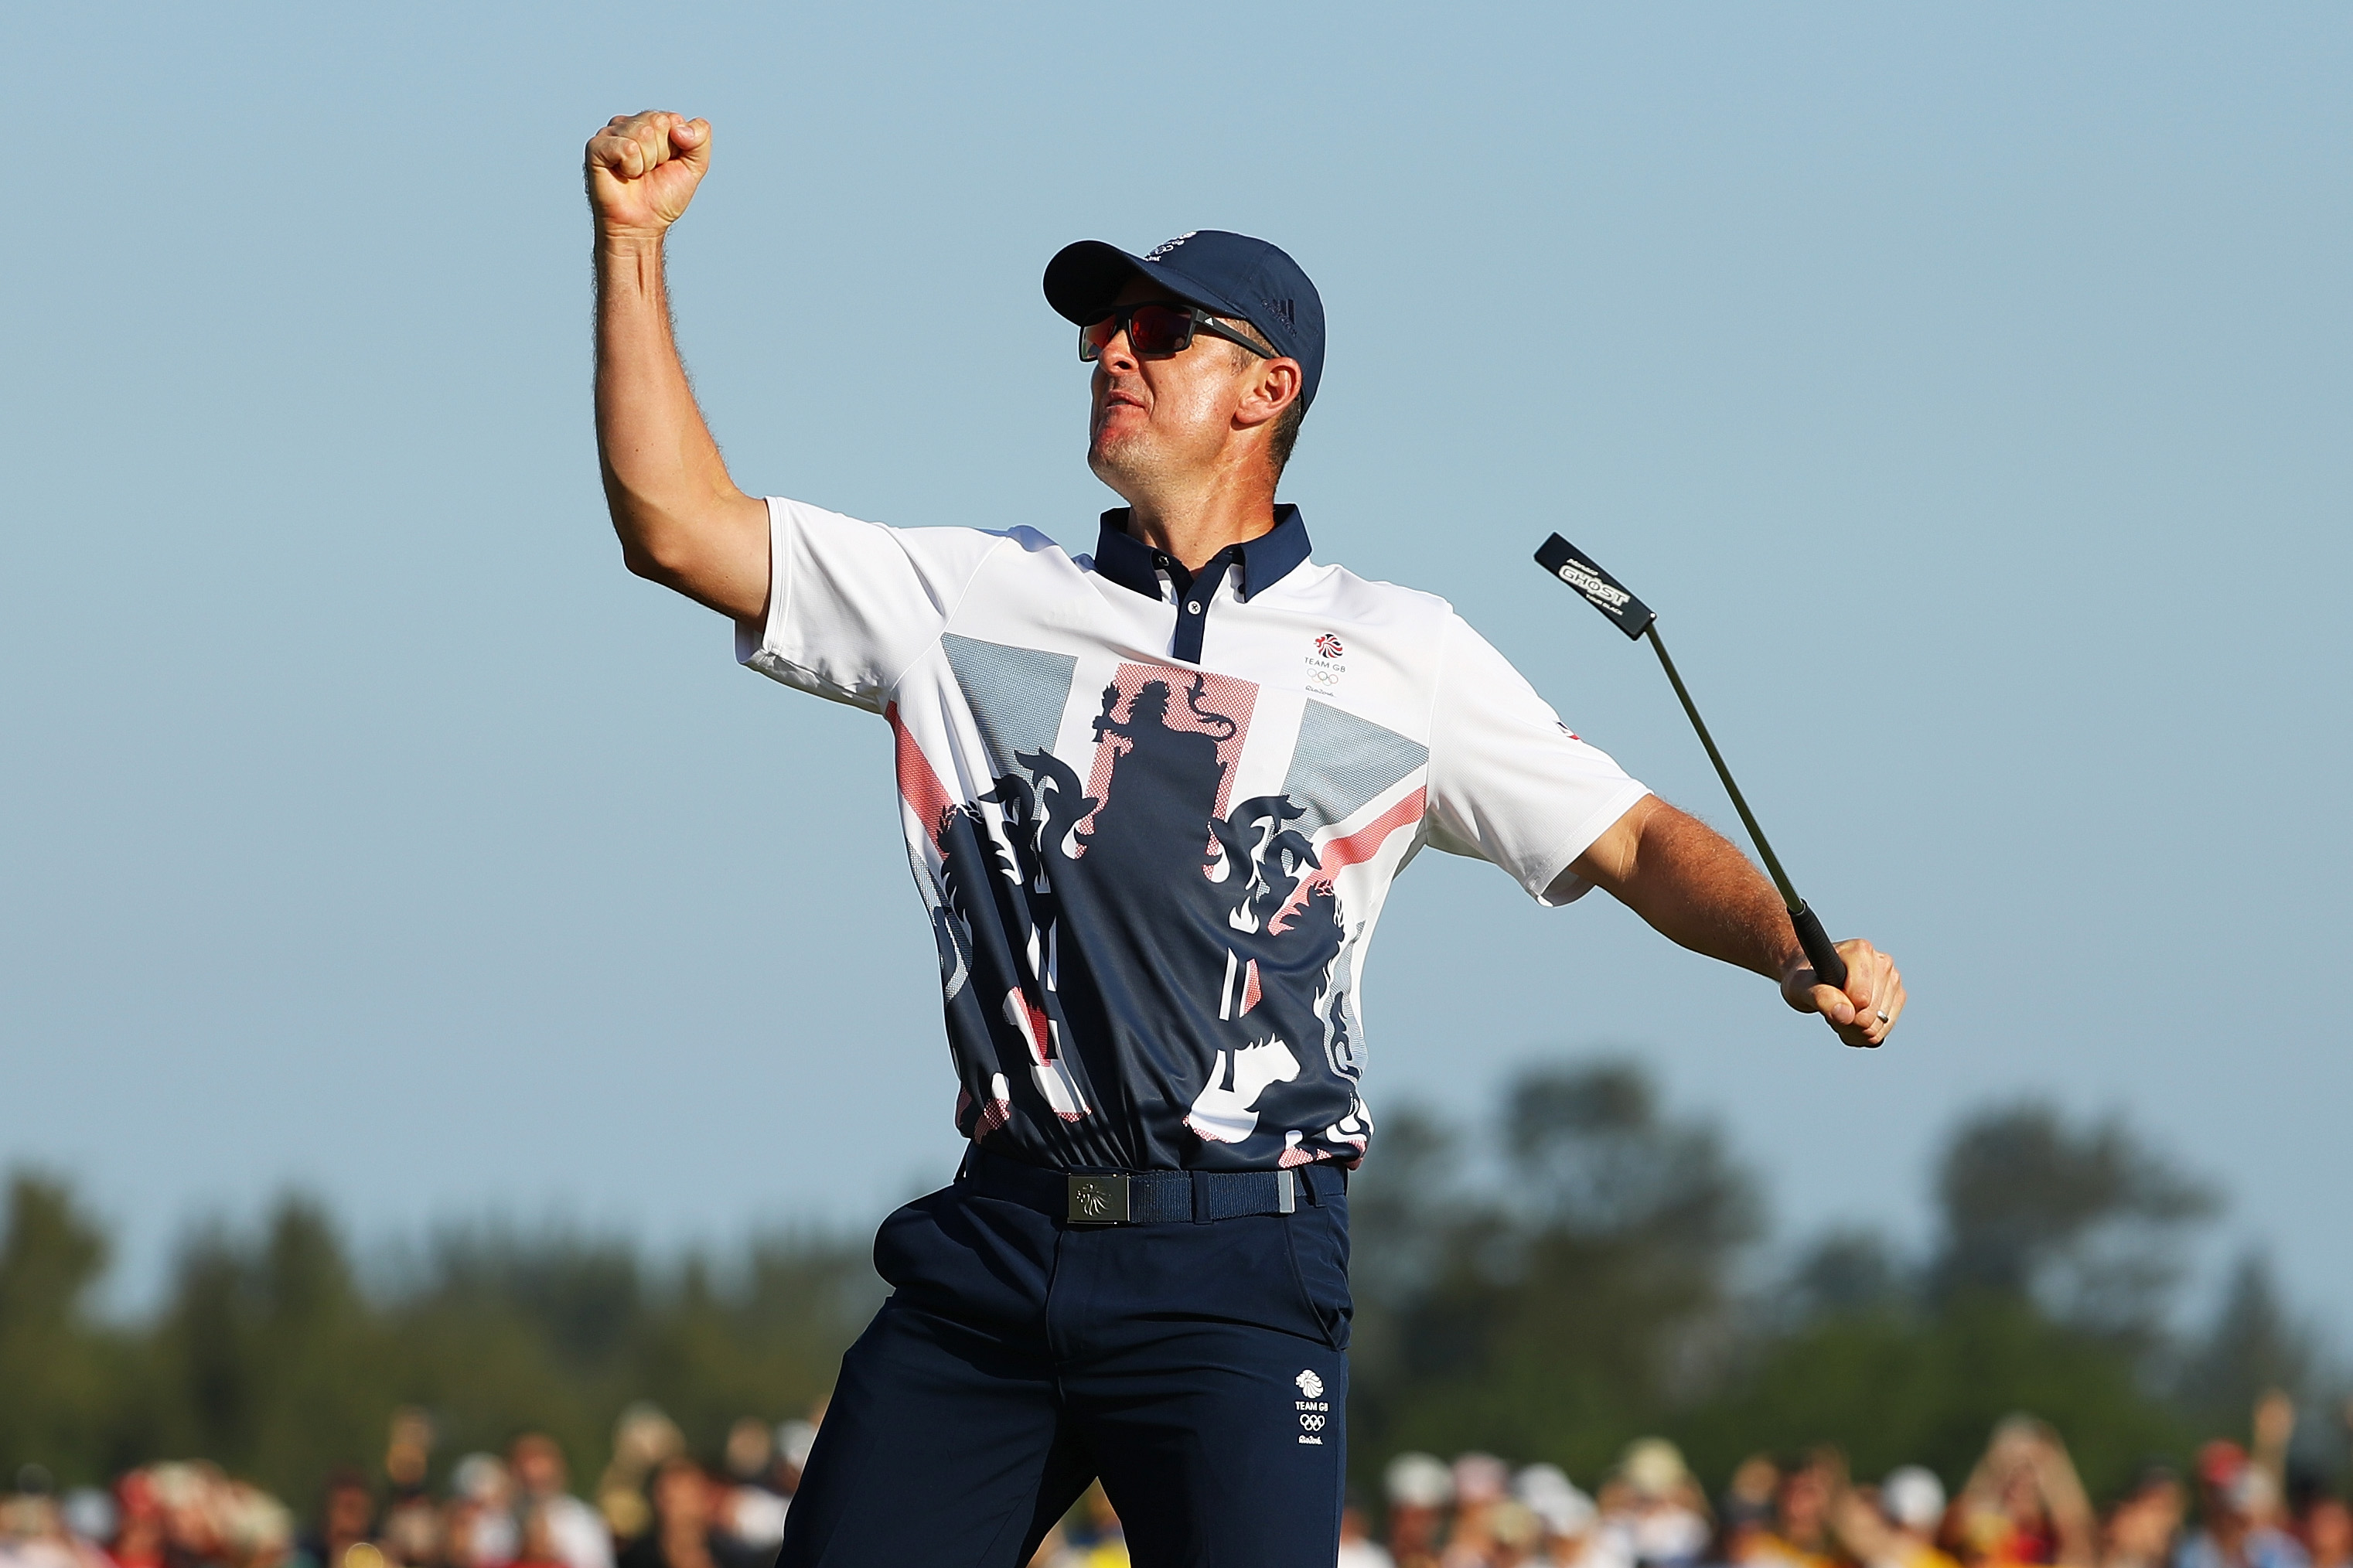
[510,1437,612,1568]
[585,109,1904,1568]
[1335,1495,1397,1568]
[1742,1450,1839,1568]
[1601,1440,1710,1568]
[2177,1446,2310,1568]
[1836,1466,1962,1568]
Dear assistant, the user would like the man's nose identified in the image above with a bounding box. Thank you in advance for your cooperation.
[1095,325,1141,374]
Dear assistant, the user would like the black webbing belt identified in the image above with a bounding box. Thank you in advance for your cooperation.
[959,1145,1343,1225]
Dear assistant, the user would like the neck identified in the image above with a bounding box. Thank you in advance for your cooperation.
[1117,472,1279,574]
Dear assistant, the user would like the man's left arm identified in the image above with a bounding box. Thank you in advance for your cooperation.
[1566,794,1905,1048]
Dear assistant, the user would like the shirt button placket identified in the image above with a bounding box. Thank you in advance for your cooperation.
[1172,579,1209,663]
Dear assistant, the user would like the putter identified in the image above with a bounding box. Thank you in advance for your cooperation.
[1533,534,1849,990]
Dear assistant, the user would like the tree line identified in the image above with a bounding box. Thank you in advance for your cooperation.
[0,1058,2334,1512]
[1345,1062,2331,1499]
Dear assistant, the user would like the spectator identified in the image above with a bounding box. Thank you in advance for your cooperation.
[377,1499,438,1568]
[1386,1454,1453,1568]
[2300,1495,2348,1568]
[506,1440,608,1568]
[1339,1495,1396,1568]
[768,1422,817,1506]
[58,1487,117,1568]
[1445,1454,1512,1568]
[1888,1467,1963,1568]
[1516,1465,1615,1568]
[215,1487,293,1568]
[1833,1465,1961,1568]
[708,1408,822,1562]
[444,1457,516,1568]
[151,1464,235,1568]
[380,1413,439,1568]
[1024,1522,1068,1568]
[2249,1398,2295,1519]
[716,1427,763,1494]
[384,1415,432,1497]
[2100,1467,2185,1568]
[1600,1440,1710,1568]
[1740,1449,1840,1568]
[710,1420,786,1561]
[1491,1504,1547,1568]
[109,1474,169,1568]
[293,1470,375,1568]
[1954,1417,2097,1568]
[2,1467,81,1568]
[595,1409,684,1551]
[438,1500,486,1568]
[714,1493,782,1563]
[2175,1445,2307,1568]
[506,1508,565,1568]
[1045,1484,1125,1568]
[1718,1457,1781,1567]
[615,1461,726,1568]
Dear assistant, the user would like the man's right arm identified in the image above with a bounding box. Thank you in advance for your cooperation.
[587,111,769,622]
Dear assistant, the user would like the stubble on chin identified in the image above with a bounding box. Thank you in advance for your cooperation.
[1088,424,1162,494]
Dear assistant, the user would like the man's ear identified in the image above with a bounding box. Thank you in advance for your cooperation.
[1235,356,1303,430]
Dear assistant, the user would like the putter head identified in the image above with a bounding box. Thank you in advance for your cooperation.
[1534,534,1656,639]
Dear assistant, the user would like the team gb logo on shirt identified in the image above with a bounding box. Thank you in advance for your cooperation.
[1306,632,1348,690]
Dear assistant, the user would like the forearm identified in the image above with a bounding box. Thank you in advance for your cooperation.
[592,233,765,617]
[1577,794,1904,1043]
[2037,1448,2099,1568]
[1578,796,1799,980]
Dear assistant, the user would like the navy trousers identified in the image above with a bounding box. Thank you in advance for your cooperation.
[776,1153,1352,1568]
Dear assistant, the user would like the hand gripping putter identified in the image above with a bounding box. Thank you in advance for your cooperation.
[1533,534,1849,990]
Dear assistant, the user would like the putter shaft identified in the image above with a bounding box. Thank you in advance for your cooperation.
[1642,625,1848,990]
[1642,625,1798,908]
[1531,533,1847,991]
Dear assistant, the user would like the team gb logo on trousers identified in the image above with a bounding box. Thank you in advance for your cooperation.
[1293,1368,1330,1444]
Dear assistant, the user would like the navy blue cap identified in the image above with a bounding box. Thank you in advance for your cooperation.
[1044,230,1326,411]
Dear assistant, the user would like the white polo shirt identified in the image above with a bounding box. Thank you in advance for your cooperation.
[738,499,1649,1174]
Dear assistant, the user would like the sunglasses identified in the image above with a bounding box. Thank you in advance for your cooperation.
[1079,302,1274,363]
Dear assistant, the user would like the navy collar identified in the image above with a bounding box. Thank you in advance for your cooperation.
[1091,505,1312,603]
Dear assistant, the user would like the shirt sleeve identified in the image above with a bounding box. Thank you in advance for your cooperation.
[734,496,1007,713]
[1424,612,1652,905]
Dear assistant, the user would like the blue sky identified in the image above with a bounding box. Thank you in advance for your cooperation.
[5,3,2348,1336]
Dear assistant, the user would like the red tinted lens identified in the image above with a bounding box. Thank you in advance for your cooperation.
[1126,305,1192,356]
[1079,317,1120,360]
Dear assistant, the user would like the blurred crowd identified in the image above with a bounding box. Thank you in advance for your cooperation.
[1343,1399,2351,1568]
[1,1397,2346,1568]
[0,1405,819,1568]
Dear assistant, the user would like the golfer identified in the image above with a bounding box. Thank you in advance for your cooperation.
[586,110,1903,1568]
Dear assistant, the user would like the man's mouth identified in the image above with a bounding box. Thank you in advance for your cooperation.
[1093,393,1147,444]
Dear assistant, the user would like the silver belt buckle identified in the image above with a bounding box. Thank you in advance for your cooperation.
[1067,1173,1131,1225]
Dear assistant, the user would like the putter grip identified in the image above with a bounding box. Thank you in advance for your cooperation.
[1789,902,1847,990]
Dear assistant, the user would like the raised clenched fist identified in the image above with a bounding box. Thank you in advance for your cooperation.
[585,111,711,241]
